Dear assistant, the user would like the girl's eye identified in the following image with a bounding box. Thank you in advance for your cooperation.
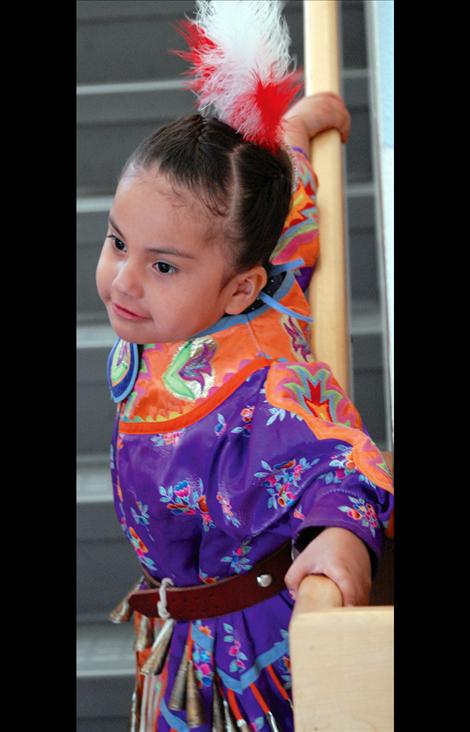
[154,261,177,275]
[107,234,126,252]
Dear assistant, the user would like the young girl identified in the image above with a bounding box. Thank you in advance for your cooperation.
[96,2,393,730]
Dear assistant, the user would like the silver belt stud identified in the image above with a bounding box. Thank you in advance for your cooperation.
[256,574,273,588]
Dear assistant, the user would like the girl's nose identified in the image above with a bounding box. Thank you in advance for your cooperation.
[113,260,144,299]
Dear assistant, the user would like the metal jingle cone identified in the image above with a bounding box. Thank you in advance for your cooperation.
[141,618,175,676]
[211,678,225,732]
[221,695,237,732]
[186,658,206,728]
[109,595,133,624]
[266,710,284,732]
[109,577,144,624]
[168,654,190,711]
[235,719,251,732]
[134,613,154,652]
[129,686,140,732]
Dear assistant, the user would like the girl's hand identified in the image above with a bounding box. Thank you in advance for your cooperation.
[283,92,351,150]
[284,527,372,606]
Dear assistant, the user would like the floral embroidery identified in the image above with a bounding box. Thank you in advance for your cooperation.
[198,494,216,531]
[192,631,214,688]
[131,501,155,541]
[128,526,148,554]
[215,413,227,437]
[221,539,252,573]
[338,496,379,537]
[223,622,249,673]
[250,718,266,731]
[160,479,199,515]
[318,445,358,485]
[293,503,304,520]
[150,430,183,447]
[159,478,215,530]
[255,457,318,510]
[131,501,150,526]
[265,407,302,426]
[127,526,159,571]
[231,405,255,437]
[271,629,292,687]
[216,492,241,528]
[275,654,292,688]
[199,569,220,584]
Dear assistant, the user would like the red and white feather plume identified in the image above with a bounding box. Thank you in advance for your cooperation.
[172,0,302,152]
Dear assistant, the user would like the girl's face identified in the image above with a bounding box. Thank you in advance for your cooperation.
[96,169,239,344]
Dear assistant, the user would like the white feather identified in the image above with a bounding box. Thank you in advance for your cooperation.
[191,0,295,135]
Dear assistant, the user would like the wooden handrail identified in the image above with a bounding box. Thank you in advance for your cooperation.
[303,0,350,394]
[291,574,343,618]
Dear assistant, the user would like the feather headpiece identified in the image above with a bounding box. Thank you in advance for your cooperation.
[172,0,302,153]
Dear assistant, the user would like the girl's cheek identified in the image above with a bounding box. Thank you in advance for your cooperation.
[95,253,112,300]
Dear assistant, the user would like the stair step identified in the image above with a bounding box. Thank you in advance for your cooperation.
[77,621,135,677]
[77,541,141,616]
[77,322,115,350]
[77,621,135,720]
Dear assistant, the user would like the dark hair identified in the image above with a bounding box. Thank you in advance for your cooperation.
[119,114,293,276]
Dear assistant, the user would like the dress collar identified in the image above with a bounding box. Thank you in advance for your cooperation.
[107,260,315,426]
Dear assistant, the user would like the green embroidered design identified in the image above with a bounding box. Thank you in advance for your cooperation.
[163,337,217,400]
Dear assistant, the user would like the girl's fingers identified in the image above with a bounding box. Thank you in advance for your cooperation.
[284,552,319,597]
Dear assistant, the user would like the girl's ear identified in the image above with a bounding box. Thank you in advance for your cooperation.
[224,266,268,315]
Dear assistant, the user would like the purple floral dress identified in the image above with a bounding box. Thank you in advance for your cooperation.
[106,148,394,731]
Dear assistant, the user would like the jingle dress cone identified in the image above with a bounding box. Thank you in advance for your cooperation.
[107,148,394,731]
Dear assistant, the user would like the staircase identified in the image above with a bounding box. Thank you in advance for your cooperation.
[77,2,390,729]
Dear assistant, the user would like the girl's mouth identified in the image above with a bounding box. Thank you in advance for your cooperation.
[112,303,149,321]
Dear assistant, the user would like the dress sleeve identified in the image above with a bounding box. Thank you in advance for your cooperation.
[270,146,320,293]
[263,359,394,568]
[289,454,393,575]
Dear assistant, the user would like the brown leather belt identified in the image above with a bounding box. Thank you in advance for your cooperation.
[128,540,293,620]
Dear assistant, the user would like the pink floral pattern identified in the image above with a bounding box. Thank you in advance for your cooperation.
[150,430,184,447]
[216,492,241,528]
[318,445,359,485]
[221,539,252,573]
[255,457,318,510]
[231,405,255,437]
[338,496,379,537]
[223,622,248,673]
[159,478,215,531]
[192,622,214,688]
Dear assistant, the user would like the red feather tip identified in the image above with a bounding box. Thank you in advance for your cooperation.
[234,69,303,152]
[170,20,303,153]
[170,20,220,93]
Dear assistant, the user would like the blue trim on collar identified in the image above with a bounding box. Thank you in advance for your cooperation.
[257,290,313,323]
